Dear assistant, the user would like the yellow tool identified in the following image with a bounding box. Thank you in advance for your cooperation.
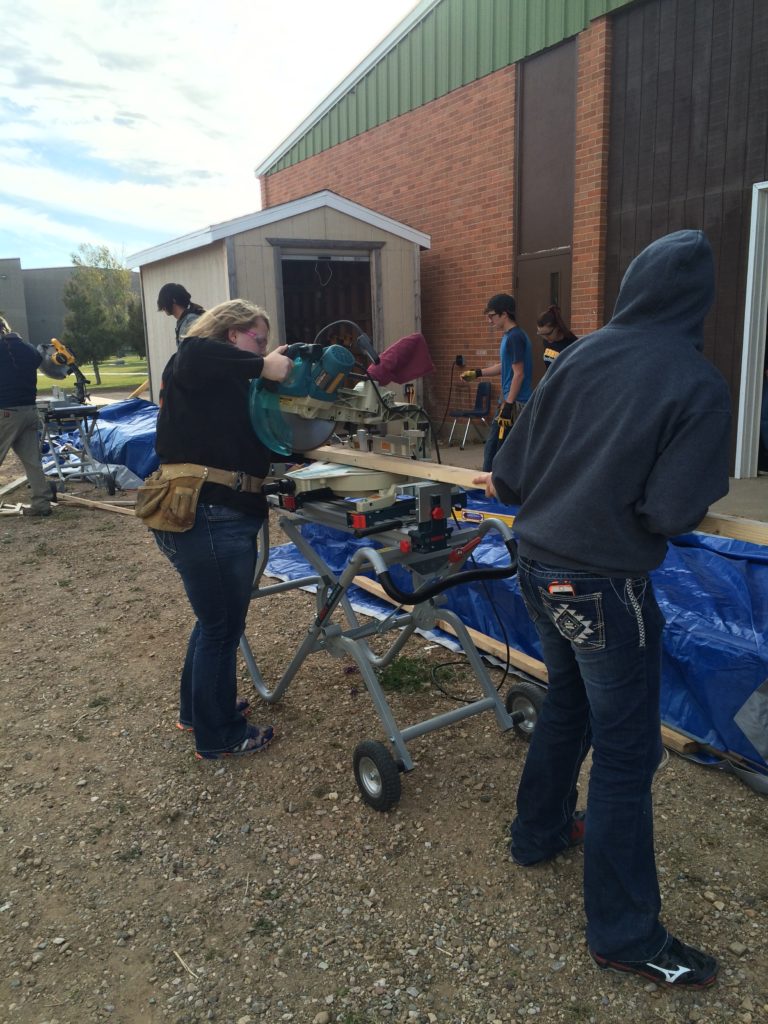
[39,338,91,404]
[49,337,78,367]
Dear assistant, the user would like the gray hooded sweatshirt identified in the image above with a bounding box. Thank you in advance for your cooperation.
[491,229,732,576]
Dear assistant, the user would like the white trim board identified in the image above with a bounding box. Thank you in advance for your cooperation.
[126,191,431,268]
[735,181,768,479]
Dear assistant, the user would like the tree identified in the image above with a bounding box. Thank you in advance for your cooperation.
[62,244,134,383]
[120,295,147,358]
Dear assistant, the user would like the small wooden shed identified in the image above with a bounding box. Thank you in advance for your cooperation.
[127,191,431,403]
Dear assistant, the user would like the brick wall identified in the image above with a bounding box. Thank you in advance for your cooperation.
[262,24,614,431]
[572,16,612,334]
[262,67,518,429]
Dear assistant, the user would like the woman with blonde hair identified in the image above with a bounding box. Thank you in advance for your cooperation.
[150,299,292,759]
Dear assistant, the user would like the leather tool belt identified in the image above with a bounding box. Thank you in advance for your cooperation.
[134,462,264,532]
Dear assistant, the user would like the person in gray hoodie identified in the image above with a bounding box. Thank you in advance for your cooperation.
[474,230,731,988]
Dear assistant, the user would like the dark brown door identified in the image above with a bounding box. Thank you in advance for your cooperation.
[516,39,576,387]
[516,254,572,387]
[281,258,372,345]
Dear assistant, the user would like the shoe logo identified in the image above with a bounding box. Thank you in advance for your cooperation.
[647,962,692,983]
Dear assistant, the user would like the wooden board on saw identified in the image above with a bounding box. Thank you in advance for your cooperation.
[308,445,768,547]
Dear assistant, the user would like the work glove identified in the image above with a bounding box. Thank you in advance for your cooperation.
[461,368,482,382]
[496,401,515,440]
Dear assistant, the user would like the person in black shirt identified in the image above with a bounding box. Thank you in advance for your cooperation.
[157,283,205,347]
[536,305,578,372]
[0,316,56,516]
[153,299,291,759]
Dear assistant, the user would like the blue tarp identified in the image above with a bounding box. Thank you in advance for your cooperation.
[88,398,159,479]
[266,493,768,772]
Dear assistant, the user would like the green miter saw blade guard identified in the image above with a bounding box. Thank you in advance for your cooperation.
[249,379,294,457]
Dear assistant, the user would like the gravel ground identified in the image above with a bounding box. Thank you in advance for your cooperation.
[1,456,767,1024]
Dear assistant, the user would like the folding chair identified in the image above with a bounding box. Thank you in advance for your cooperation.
[447,380,491,448]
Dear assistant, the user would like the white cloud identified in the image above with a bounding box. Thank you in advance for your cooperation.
[0,0,419,268]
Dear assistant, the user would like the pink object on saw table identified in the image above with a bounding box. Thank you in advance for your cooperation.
[366,333,435,386]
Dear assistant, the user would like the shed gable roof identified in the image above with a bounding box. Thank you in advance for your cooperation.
[127,190,431,268]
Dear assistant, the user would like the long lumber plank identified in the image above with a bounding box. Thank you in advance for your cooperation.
[56,493,136,517]
[308,446,481,489]
[0,475,28,498]
[308,446,768,547]
[696,513,768,547]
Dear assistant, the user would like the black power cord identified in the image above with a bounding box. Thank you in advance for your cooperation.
[428,508,514,703]
[435,359,463,437]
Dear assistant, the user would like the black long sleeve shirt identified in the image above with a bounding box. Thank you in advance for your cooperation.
[155,336,269,516]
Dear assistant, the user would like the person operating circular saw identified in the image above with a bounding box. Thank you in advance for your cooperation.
[146,299,292,760]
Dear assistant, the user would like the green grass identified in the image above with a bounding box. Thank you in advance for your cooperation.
[38,355,148,395]
[378,655,429,694]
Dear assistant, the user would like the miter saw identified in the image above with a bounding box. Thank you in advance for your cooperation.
[38,337,91,404]
[249,333,431,460]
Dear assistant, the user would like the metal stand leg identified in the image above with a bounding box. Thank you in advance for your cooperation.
[237,507,517,810]
[461,419,470,449]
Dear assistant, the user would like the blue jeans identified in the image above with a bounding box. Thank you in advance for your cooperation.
[483,401,524,471]
[512,556,667,960]
[153,503,263,755]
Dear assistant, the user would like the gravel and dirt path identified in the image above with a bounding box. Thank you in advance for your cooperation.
[1,455,766,1024]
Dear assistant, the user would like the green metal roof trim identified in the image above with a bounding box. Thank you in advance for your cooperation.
[257,0,634,177]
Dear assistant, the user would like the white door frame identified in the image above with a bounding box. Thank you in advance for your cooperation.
[735,181,768,478]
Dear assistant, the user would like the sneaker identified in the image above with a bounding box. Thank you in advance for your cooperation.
[590,935,718,988]
[194,723,274,760]
[510,810,586,866]
[176,697,251,732]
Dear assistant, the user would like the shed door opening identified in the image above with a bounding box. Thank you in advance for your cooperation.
[281,256,372,345]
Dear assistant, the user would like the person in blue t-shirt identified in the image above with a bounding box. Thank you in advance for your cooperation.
[462,293,532,471]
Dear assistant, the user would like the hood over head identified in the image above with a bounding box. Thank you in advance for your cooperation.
[610,229,714,347]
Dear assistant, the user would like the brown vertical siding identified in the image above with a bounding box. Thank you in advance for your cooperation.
[605,0,768,431]
[262,68,519,423]
[572,16,612,334]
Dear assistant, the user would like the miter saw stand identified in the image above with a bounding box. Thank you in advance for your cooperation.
[239,474,520,811]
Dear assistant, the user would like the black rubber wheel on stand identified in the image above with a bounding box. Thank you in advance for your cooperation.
[505,681,546,741]
[353,740,402,811]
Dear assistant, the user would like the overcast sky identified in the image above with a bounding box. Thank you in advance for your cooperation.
[0,0,419,270]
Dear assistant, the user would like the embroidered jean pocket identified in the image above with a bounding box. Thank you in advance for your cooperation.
[538,589,605,650]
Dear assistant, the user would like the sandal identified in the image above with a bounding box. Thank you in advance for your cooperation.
[176,697,251,732]
[194,724,274,760]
